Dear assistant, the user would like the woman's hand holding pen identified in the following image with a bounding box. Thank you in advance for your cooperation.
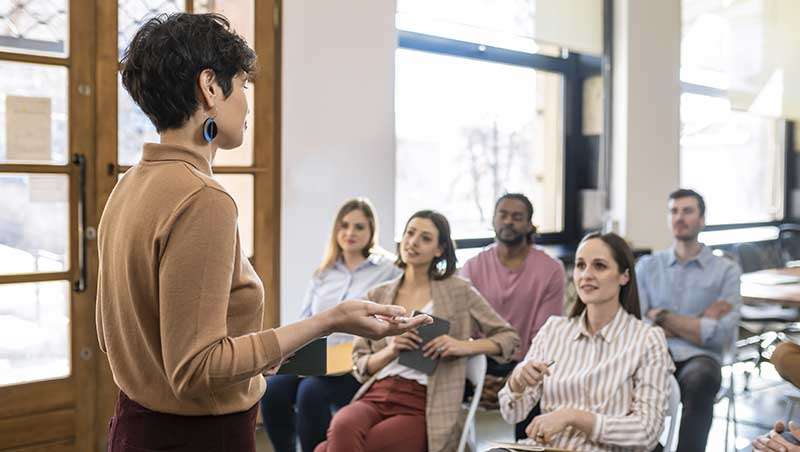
[508,359,553,394]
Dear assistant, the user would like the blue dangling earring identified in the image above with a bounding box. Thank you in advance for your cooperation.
[202,116,218,143]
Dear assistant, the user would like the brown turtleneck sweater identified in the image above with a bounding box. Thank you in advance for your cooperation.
[96,143,281,415]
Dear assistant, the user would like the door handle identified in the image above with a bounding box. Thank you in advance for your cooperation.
[72,153,88,293]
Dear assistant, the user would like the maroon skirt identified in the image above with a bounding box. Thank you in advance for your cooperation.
[107,391,258,452]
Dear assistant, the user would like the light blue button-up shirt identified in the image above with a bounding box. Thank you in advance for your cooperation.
[635,245,742,363]
[300,253,403,345]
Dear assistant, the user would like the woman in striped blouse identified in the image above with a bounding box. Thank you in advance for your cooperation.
[498,232,674,452]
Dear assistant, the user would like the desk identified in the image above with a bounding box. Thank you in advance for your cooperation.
[741,267,800,308]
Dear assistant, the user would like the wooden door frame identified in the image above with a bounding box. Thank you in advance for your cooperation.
[253,0,281,331]
[0,0,98,451]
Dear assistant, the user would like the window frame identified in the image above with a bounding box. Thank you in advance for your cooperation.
[679,80,793,230]
[397,30,599,249]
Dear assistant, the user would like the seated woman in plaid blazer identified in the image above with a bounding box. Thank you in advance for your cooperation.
[315,210,520,452]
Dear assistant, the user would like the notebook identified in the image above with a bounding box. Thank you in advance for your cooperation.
[740,272,800,285]
[490,442,573,452]
[397,312,450,375]
[277,337,327,376]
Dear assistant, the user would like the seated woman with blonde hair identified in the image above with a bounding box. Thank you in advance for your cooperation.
[496,232,674,452]
[260,198,401,452]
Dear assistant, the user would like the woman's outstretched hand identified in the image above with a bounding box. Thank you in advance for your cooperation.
[327,300,432,340]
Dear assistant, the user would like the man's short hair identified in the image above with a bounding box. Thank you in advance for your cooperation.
[668,188,705,217]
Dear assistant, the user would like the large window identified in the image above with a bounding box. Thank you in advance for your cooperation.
[680,0,788,226]
[394,2,577,243]
[680,93,785,225]
[395,49,564,239]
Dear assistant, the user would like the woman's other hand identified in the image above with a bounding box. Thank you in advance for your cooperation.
[753,420,800,452]
[525,409,572,444]
[423,335,471,359]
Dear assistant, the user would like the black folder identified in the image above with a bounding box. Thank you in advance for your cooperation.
[397,312,450,375]
[277,337,327,376]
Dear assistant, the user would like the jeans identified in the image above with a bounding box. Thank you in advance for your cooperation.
[674,355,722,452]
[260,373,361,452]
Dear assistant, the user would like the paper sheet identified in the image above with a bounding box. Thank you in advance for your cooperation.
[326,342,354,375]
[6,95,51,162]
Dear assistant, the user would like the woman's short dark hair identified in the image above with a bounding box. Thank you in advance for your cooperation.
[396,210,457,280]
[120,13,256,132]
[569,232,641,319]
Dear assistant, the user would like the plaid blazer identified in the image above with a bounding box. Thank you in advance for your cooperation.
[352,275,520,452]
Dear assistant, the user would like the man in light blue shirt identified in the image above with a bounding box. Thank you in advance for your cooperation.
[636,189,741,452]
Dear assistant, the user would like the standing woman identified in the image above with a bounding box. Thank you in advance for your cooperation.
[96,14,428,452]
[316,210,520,452]
[261,198,402,452]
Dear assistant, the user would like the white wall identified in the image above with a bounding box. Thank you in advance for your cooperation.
[280,0,398,324]
[611,0,681,250]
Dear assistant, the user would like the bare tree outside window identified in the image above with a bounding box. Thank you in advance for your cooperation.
[456,120,528,224]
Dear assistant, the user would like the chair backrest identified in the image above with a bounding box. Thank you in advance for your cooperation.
[663,375,681,451]
[457,354,487,452]
[734,242,768,273]
[779,224,800,264]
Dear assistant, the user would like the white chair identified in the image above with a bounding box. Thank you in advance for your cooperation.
[662,375,681,452]
[458,354,487,452]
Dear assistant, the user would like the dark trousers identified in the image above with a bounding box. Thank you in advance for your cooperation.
[108,391,258,452]
[674,355,722,452]
[485,358,540,440]
[260,373,361,452]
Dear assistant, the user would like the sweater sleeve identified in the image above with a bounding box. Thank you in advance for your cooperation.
[158,187,282,400]
[590,328,675,450]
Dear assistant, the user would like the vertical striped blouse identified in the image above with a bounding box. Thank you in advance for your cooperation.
[498,306,674,452]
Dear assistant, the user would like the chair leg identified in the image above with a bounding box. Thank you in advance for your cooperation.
[723,371,738,452]
[725,391,731,452]
[757,341,766,377]
[743,369,751,393]
[732,390,738,449]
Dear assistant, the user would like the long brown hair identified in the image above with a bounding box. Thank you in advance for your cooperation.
[395,210,457,280]
[569,232,641,319]
[317,198,380,275]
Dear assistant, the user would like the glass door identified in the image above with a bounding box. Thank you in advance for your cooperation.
[0,1,280,449]
[0,0,97,451]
